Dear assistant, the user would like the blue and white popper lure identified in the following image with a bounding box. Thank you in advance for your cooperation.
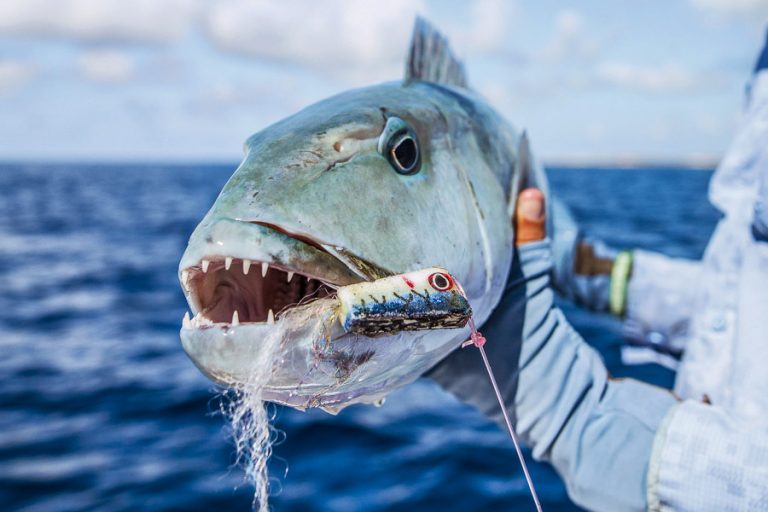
[336,268,543,512]
[337,267,472,336]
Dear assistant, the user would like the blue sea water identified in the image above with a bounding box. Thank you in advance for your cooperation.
[0,163,720,512]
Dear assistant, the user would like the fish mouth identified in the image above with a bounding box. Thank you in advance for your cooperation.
[179,219,388,331]
[181,256,337,328]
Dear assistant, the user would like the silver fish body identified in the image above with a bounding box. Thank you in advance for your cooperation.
[178,19,546,412]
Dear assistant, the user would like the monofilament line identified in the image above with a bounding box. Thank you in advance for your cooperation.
[477,344,543,512]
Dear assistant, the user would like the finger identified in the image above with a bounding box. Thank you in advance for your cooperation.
[515,188,546,246]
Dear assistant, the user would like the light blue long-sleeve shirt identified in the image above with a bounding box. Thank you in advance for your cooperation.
[429,240,678,511]
[431,238,768,511]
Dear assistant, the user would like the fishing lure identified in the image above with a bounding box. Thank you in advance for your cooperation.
[336,268,542,512]
[337,267,472,336]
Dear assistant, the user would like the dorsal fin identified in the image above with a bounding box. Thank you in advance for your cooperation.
[405,17,468,88]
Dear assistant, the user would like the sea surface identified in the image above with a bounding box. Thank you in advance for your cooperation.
[0,163,720,511]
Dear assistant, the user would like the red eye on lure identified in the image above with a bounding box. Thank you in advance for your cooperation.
[428,271,453,291]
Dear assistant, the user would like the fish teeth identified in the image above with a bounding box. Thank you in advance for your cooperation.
[202,260,210,273]
[243,259,251,274]
[193,312,211,326]
[225,257,232,270]
[267,309,275,325]
[232,310,239,326]
[286,271,294,283]
[261,262,269,277]
[182,312,191,329]
[181,270,190,291]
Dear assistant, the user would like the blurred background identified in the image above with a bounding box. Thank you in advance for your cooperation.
[0,1,763,511]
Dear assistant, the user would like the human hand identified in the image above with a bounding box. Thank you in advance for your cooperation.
[515,188,546,246]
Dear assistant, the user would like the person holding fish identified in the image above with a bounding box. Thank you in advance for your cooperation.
[431,28,768,512]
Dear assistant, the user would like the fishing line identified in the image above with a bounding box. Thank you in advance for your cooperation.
[463,318,543,512]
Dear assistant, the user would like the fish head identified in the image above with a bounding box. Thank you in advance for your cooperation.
[178,19,537,411]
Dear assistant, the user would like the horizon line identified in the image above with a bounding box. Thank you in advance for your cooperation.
[0,156,720,171]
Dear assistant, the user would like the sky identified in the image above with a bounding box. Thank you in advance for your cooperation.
[0,0,767,164]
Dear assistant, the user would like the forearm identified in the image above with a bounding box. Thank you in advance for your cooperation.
[554,226,701,351]
[622,250,701,351]
[550,197,701,345]
[514,242,678,511]
[649,400,768,511]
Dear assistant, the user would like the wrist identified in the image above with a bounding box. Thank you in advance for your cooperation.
[609,250,633,316]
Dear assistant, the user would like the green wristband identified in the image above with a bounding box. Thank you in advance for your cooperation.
[609,251,633,317]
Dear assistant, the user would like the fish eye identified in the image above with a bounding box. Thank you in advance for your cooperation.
[389,133,419,174]
[428,272,453,291]
[378,116,421,175]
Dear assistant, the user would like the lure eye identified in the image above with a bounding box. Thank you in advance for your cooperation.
[428,272,453,291]
[379,116,421,175]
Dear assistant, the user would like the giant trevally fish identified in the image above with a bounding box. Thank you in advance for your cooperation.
[178,18,549,412]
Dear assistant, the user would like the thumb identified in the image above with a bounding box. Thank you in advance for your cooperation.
[515,188,546,246]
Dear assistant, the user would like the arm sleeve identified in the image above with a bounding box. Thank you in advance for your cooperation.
[648,400,768,511]
[622,250,702,352]
[429,240,678,512]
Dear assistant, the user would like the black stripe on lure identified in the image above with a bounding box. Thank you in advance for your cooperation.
[338,268,472,337]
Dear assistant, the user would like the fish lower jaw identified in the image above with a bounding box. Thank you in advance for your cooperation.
[181,310,275,330]
[179,255,340,329]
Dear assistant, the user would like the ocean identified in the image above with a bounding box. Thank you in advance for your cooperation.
[0,163,720,511]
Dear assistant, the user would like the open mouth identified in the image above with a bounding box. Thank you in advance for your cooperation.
[181,257,338,329]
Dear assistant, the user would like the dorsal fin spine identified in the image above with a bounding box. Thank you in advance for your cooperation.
[405,17,468,88]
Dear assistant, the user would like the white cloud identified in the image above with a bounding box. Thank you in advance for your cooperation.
[78,50,135,83]
[596,63,696,93]
[433,0,516,56]
[0,60,35,95]
[539,9,599,62]
[0,0,481,86]
[466,0,512,52]
[690,0,768,19]
[0,0,200,44]
[204,0,424,83]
